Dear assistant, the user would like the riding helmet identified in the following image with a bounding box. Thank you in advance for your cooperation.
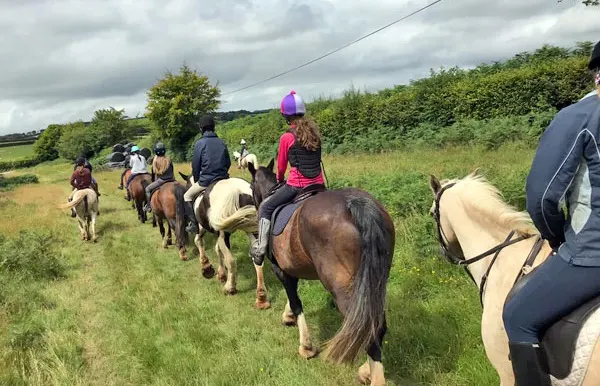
[154,142,166,156]
[75,156,86,166]
[198,115,215,132]
[589,40,600,71]
[130,145,140,153]
[280,90,306,117]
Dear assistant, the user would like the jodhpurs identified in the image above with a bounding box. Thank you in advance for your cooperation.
[503,252,600,343]
[258,184,300,221]
[146,178,174,196]
[184,183,207,202]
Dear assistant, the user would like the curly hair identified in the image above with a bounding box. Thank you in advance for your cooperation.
[291,116,321,151]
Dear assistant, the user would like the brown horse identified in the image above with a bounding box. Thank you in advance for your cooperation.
[247,160,394,386]
[150,181,188,260]
[128,173,152,223]
[121,169,135,210]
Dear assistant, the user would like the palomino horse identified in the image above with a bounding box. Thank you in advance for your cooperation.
[429,170,600,386]
[59,188,99,242]
[247,159,394,386]
[233,151,258,172]
[129,173,152,223]
[178,172,269,309]
[150,181,188,260]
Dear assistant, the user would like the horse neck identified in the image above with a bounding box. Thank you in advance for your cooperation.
[445,197,517,289]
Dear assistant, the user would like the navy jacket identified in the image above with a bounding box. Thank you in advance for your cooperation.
[526,90,600,266]
[191,131,231,186]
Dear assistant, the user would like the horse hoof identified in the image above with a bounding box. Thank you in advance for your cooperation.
[180,254,188,261]
[223,286,237,296]
[282,315,297,326]
[202,266,215,279]
[357,362,371,385]
[298,345,318,360]
[255,299,271,310]
[93,238,98,243]
[167,239,173,246]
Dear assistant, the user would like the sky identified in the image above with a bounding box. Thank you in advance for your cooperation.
[0,0,599,135]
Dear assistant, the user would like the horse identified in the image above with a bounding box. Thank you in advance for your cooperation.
[247,159,394,386]
[233,151,258,172]
[128,173,152,223]
[121,169,135,209]
[178,172,270,309]
[150,181,189,261]
[59,188,99,242]
[429,170,600,386]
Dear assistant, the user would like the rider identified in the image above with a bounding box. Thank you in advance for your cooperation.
[143,142,175,213]
[68,157,93,211]
[239,139,248,158]
[502,40,600,386]
[250,90,325,265]
[122,145,148,201]
[183,115,231,233]
[68,156,99,217]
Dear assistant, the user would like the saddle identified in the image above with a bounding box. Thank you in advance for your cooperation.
[505,263,600,380]
[267,184,326,257]
[192,176,229,234]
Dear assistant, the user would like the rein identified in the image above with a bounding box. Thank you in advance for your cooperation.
[433,181,540,307]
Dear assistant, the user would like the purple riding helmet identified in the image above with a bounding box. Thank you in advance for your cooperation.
[280,90,306,117]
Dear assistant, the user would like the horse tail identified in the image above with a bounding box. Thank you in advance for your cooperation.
[173,183,188,246]
[322,192,394,364]
[84,195,88,214]
[58,190,88,210]
[212,205,258,233]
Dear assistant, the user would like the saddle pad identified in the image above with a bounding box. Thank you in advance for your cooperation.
[271,201,303,236]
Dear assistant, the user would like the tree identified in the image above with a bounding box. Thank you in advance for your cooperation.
[57,121,94,161]
[89,107,132,151]
[33,124,64,161]
[146,64,221,160]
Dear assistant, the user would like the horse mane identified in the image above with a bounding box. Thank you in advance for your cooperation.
[449,173,539,237]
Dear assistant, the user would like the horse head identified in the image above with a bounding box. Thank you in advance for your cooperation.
[247,158,276,208]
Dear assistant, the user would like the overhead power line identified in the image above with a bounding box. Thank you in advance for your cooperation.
[221,0,444,96]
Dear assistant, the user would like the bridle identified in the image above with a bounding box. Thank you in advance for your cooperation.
[432,182,543,307]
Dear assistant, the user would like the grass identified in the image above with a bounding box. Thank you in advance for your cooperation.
[0,144,535,385]
[0,144,35,161]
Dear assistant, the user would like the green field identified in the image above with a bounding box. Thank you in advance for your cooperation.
[0,145,534,385]
[0,144,35,161]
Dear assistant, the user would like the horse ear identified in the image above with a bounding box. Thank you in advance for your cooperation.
[179,171,189,181]
[429,174,442,196]
[247,162,256,177]
[267,158,274,171]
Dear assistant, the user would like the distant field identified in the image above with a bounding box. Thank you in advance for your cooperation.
[0,145,534,385]
[0,144,35,161]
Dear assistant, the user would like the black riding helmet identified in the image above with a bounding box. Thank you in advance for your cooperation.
[198,115,215,132]
[589,40,600,71]
[75,156,86,166]
[154,142,166,156]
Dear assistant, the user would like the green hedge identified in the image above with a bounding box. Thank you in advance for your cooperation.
[217,43,595,156]
[0,158,41,172]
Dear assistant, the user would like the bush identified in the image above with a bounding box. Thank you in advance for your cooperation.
[0,158,41,172]
[57,121,94,161]
[0,174,39,191]
[33,124,64,161]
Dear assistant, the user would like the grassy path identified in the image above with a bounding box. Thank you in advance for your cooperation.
[0,146,535,385]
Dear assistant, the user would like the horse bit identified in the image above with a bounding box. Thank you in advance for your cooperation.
[432,182,544,307]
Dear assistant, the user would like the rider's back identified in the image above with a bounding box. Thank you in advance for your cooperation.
[192,133,230,186]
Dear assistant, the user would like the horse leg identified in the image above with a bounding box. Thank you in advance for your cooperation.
[272,264,318,359]
[158,218,167,248]
[167,218,183,260]
[194,228,214,278]
[166,219,174,246]
[90,210,98,243]
[217,232,237,295]
[247,233,270,309]
[282,301,297,326]
[152,212,157,228]
[77,216,86,240]
[357,316,387,386]
[215,236,227,284]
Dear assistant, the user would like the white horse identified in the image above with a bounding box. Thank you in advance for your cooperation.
[59,188,99,242]
[233,151,258,172]
[429,170,600,386]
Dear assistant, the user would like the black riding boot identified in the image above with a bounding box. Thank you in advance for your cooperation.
[184,201,199,233]
[125,188,131,201]
[144,191,152,212]
[508,342,551,386]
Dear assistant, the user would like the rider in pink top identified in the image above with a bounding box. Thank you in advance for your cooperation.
[250,90,325,266]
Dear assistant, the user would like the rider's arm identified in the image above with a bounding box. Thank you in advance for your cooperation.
[191,140,203,184]
[70,171,77,188]
[525,109,588,247]
[277,132,294,183]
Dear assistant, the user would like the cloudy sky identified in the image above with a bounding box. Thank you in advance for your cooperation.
[1,0,599,135]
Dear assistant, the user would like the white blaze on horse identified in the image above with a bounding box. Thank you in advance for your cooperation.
[179,172,269,309]
[59,188,99,242]
[233,150,259,172]
[429,170,600,386]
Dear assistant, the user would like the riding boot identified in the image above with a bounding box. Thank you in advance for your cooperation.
[508,342,551,386]
[144,191,153,212]
[184,201,199,233]
[250,218,271,265]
